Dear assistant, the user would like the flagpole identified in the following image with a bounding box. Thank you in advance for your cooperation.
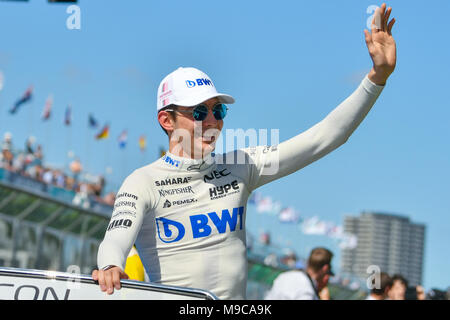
[85,126,90,174]
[65,118,72,171]
[28,98,33,138]
[44,117,51,159]
[0,93,3,134]
[86,114,98,174]
[66,126,70,170]
[121,148,126,180]
[0,71,3,131]
[105,133,110,179]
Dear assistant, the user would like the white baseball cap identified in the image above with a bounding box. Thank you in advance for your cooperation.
[156,67,235,112]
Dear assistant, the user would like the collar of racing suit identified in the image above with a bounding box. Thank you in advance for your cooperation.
[160,151,215,172]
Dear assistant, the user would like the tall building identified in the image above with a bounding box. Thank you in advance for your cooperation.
[341,211,426,286]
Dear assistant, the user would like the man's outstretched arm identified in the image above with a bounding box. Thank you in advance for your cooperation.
[246,3,397,190]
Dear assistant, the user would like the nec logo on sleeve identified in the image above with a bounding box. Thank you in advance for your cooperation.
[185,78,213,88]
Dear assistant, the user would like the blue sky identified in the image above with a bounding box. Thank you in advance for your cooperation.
[0,0,449,290]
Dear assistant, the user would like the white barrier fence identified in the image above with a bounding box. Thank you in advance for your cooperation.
[0,267,217,300]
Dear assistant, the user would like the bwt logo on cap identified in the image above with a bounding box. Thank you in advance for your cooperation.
[185,78,214,88]
[157,67,235,112]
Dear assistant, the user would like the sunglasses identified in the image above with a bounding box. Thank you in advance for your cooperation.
[165,103,228,121]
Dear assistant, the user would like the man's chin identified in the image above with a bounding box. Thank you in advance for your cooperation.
[202,143,215,156]
[197,139,216,156]
[188,137,217,158]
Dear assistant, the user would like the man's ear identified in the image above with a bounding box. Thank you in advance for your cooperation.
[158,111,175,134]
[321,264,330,275]
[384,286,392,295]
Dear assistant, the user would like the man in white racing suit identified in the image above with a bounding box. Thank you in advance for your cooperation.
[92,4,396,299]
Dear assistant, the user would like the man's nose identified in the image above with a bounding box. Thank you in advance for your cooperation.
[201,107,218,126]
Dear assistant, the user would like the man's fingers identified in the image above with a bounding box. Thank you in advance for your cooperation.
[371,7,382,33]
[364,29,371,43]
[379,3,387,31]
[104,270,114,294]
[94,267,126,294]
[112,270,122,290]
[384,7,392,31]
[364,29,374,51]
[97,271,107,292]
[387,18,396,35]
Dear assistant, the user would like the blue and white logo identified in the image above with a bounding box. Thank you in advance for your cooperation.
[162,155,180,168]
[155,206,245,243]
[156,217,186,243]
[185,78,213,88]
[186,80,196,88]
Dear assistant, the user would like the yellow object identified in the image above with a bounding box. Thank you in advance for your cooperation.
[124,246,145,281]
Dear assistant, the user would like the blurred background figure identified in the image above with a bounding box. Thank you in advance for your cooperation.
[25,135,35,154]
[102,191,116,206]
[265,247,334,300]
[72,182,91,209]
[1,133,14,171]
[2,132,13,152]
[366,272,392,300]
[33,144,43,166]
[319,286,330,300]
[259,231,271,246]
[426,288,448,300]
[280,249,297,268]
[404,284,427,300]
[388,274,408,300]
[69,157,83,184]
[263,253,279,268]
[416,285,426,300]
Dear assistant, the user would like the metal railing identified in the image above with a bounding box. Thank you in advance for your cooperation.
[0,267,218,300]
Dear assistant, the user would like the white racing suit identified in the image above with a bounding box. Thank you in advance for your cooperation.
[97,75,384,299]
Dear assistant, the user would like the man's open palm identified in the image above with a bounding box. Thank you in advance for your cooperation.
[364,3,397,84]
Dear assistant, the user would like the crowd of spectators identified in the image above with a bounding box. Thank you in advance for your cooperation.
[366,271,447,300]
[247,230,307,272]
[0,132,115,208]
[251,229,449,300]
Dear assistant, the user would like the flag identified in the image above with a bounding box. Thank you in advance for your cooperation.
[259,231,271,245]
[96,124,109,140]
[301,216,328,235]
[10,85,33,114]
[248,192,261,205]
[88,113,98,128]
[139,135,146,151]
[327,225,344,239]
[41,94,53,121]
[278,207,300,223]
[255,196,274,213]
[64,105,72,126]
[338,233,358,250]
[118,130,127,149]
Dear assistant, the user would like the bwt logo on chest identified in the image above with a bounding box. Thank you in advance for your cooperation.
[156,206,244,243]
[185,78,214,88]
